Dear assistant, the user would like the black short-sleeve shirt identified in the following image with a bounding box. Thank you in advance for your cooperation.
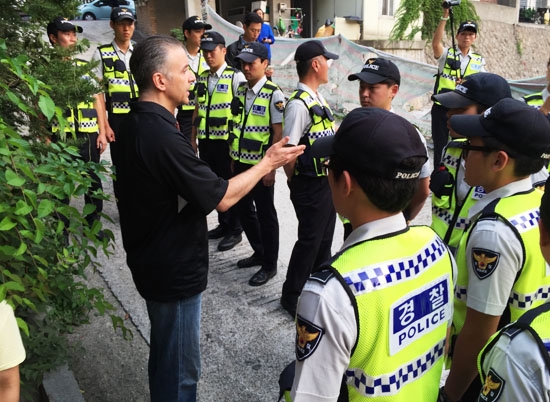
[116,101,228,302]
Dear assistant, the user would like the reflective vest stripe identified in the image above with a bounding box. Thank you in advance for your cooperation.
[343,237,449,296]
[345,339,446,397]
[523,92,544,109]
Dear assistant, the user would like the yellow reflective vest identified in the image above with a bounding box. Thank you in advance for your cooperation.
[195,66,239,141]
[434,48,483,103]
[453,189,550,337]
[286,89,335,177]
[477,301,550,398]
[329,226,454,401]
[229,81,279,165]
[97,44,139,114]
[523,92,544,109]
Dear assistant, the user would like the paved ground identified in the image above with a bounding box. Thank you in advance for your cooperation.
[64,20,433,402]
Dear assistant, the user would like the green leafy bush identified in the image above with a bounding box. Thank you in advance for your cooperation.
[390,0,479,41]
[0,1,130,396]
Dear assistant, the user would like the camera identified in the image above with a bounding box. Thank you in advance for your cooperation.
[442,0,461,8]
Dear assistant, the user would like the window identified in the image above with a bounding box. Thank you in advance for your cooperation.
[382,0,394,16]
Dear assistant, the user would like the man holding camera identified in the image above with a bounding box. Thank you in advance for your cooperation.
[431,3,485,165]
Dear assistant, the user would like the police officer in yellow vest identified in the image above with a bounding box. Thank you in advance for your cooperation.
[521,57,550,117]
[192,31,245,252]
[440,99,550,402]
[176,16,212,139]
[93,7,139,168]
[47,17,106,231]
[288,107,455,401]
[475,180,550,402]
[229,42,286,286]
[280,40,339,318]
[431,6,485,166]
[347,57,432,232]
[430,73,512,253]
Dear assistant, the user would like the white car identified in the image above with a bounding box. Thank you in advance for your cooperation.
[76,0,136,21]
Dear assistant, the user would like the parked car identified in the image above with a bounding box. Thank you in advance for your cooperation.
[76,0,136,21]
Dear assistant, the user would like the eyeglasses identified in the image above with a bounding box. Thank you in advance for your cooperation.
[461,140,497,158]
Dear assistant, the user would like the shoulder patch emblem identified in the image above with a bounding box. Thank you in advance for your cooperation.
[479,368,505,402]
[295,316,324,361]
[275,100,285,113]
[471,248,500,280]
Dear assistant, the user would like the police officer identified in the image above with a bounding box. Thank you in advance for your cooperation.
[430,73,512,253]
[431,5,485,165]
[230,42,285,286]
[347,57,431,227]
[47,17,106,232]
[475,180,550,402]
[192,31,245,251]
[521,57,550,116]
[289,107,455,401]
[176,16,212,139]
[93,7,139,168]
[440,99,550,402]
[280,40,338,317]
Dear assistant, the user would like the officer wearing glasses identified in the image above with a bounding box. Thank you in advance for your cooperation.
[440,98,550,402]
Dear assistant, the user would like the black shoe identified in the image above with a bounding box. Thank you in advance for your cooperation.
[280,297,297,319]
[208,225,226,240]
[217,233,242,251]
[248,268,276,286]
[237,253,264,268]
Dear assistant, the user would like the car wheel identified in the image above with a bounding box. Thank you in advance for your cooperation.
[83,13,96,21]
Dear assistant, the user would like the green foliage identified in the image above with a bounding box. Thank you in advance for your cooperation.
[170,27,185,43]
[519,7,538,22]
[390,0,479,41]
[0,0,131,395]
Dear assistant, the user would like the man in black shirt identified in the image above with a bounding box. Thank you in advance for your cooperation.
[115,35,304,402]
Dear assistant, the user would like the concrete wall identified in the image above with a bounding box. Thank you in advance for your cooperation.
[475,1,519,24]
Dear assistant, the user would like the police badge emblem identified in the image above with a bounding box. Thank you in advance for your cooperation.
[275,101,285,113]
[471,248,500,280]
[479,368,505,402]
[295,316,324,361]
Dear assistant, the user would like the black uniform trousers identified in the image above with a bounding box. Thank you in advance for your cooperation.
[234,161,279,272]
[431,102,450,166]
[107,113,128,169]
[198,138,242,235]
[108,113,130,204]
[282,174,336,307]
